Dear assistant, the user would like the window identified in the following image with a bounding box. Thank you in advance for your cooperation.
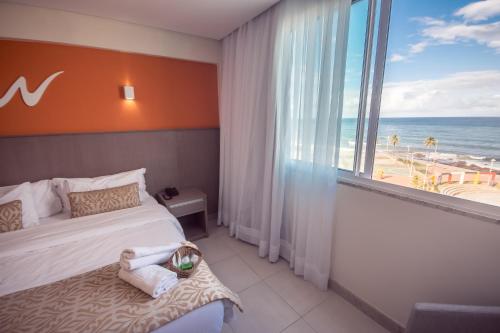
[339,0,369,170]
[342,0,500,209]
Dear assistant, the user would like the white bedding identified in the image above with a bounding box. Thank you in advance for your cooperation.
[0,197,226,333]
[0,197,185,297]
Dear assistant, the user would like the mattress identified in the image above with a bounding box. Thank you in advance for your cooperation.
[0,197,226,333]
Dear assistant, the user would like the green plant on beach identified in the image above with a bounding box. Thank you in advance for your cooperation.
[397,157,411,166]
[412,175,421,188]
[424,136,438,159]
[389,134,400,151]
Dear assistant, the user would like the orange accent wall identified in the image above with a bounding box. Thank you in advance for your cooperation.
[0,40,219,136]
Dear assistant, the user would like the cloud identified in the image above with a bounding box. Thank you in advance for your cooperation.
[411,16,446,26]
[343,71,500,118]
[388,42,430,63]
[409,41,429,54]
[454,0,500,22]
[399,1,500,59]
[390,53,406,62]
[421,21,500,52]
[380,71,500,117]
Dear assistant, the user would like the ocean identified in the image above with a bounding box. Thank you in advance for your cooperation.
[340,117,500,168]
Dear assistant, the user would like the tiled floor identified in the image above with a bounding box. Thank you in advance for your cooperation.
[195,220,389,333]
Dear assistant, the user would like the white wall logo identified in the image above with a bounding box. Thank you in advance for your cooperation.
[0,71,64,108]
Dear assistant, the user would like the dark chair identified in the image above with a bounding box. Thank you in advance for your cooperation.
[406,303,500,333]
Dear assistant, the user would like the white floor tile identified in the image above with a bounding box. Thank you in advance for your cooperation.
[194,236,236,264]
[304,292,388,333]
[210,233,288,279]
[215,233,253,253]
[211,256,260,292]
[236,243,289,279]
[200,227,388,333]
[207,219,228,238]
[281,319,316,333]
[229,282,300,333]
[265,269,330,315]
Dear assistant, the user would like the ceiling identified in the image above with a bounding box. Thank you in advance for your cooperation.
[3,0,280,40]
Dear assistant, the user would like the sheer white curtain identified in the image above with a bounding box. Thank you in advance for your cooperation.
[218,5,279,244]
[219,0,350,290]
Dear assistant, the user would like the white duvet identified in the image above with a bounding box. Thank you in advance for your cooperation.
[0,198,185,297]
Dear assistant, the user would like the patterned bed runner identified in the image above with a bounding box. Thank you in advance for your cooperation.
[0,260,242,333]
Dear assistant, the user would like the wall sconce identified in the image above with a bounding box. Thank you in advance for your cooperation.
[123,85,135,100]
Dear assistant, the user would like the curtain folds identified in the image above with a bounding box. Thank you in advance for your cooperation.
[218,0,351,290]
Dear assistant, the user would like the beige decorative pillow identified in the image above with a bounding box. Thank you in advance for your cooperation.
[0,200,23,233]
[68,183,141,218]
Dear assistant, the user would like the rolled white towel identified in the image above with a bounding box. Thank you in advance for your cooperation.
[120,251,172,271]
[122,243,182,260]
[118,264,178,298]
[120,242,182,270]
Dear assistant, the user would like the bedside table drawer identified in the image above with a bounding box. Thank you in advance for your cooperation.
[167,198,205,217]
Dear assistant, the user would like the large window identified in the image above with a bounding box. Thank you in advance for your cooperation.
[339,0,369,170]
[342,0,500,209]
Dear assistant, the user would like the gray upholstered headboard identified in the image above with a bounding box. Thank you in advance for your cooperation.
[0,129,220,213]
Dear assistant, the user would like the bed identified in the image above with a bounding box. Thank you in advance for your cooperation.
[0,196,233,333]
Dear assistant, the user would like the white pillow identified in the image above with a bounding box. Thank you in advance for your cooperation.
[30,180,63,218]
[0,182,40,228]
[53,168,149,212]
[1,181,63,219]
[0,185,16,197]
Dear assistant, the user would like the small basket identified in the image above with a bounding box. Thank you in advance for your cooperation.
[164,245,203,278]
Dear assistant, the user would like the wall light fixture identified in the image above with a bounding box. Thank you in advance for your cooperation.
[123,85,135,100]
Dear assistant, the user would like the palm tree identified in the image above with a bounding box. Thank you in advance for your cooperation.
[424,136,438,160]
[389,134,400,151]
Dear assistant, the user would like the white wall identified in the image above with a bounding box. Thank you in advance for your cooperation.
[0,3,221,64]
[332,183,500,327]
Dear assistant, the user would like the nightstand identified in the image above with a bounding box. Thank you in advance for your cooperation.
[155,188,209,241]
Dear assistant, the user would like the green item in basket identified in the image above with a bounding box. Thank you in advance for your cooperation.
[180,262,193,271]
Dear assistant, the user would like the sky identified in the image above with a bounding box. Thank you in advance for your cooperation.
[343,0,500,118]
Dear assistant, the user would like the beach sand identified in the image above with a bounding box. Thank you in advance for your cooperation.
[372,150,500,207]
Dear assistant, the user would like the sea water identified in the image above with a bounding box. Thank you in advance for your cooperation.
[340,117,500,169]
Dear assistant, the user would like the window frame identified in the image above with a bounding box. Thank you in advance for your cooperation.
[360,0,391,178]
[338,169,499,223]
[352,0,376,175]
[350,0,392,178]
[341,0,500,221]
